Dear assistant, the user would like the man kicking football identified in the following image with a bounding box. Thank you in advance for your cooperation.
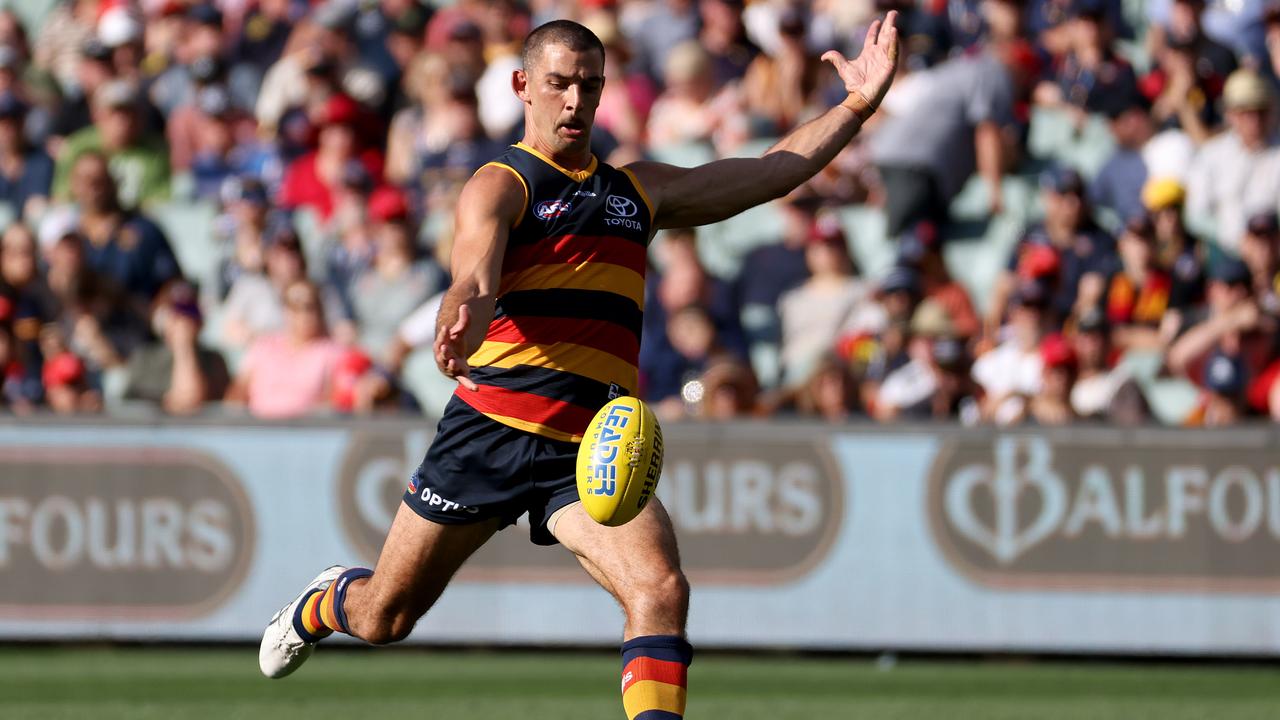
[260,13,899,719]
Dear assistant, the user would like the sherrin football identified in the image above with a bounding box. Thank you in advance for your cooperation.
[576,397,664,526]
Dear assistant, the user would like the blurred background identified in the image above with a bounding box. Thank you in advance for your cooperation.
[2,0,1280,717]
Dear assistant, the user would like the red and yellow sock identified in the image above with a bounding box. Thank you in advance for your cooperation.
[620,635,692,720]
[292,567,373,643]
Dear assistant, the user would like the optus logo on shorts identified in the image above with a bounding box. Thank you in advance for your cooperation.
[928,434,1280,590]
[0,447,255,618]
[338,427,844,585]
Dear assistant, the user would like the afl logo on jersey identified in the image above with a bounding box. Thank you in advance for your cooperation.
[606,195,638,218]
[534,200,573,221]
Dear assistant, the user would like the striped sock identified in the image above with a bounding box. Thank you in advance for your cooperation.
[620,635,693,720]
[292,567,373,643]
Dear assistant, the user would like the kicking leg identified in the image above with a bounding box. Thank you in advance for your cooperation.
[259,502,498,677]
[553,498,692,719]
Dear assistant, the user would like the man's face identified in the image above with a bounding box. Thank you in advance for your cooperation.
[70,156,115,211]
[97,105,138,151]
[515,42,604,157]
[1044,189,1083,232]
[1229,107,1267,148]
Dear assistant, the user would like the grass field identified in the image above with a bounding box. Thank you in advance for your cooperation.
[2,647,1280,719]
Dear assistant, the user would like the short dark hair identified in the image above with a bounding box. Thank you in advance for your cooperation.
[521,20,604,71]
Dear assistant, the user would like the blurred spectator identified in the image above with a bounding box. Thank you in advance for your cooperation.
[0,224,54,405]
[1045,0,1138,114]
[279,93,383,222]
[220,225,310,351]
[214,177,277,298]
[1144,25,1217,145]
[1185,69,1280,252]
[1091,91,1153,225]
[872,298,976,421]
[646,41,748,152]
[1102,214,1181,350]
[1149,0,1237,89]
[642,229,747,408]
[990,168,1117,333]
[0,91,53,220]
[1141,178,1205,316]
[41,348,99,414]
[973,282,1051,425]
[347,188,447,363]
[1069,307,1132,420]
[790,354,859,423]
[122,281,229,414]
[53,80,170,208]
[898,223,981,340]
[698,0,758,87]
[647,305,735,420]
[166,56,235,173]
[778,226,877,387]
[410,84,505,201]
[695,354,759,420]
[734,194,818,377]
[741,7,824,134]
[473,1,529,141]
[628,0,700,84]
[870,40,1022,237]
[47,39,114,152]
[227,279,347,419]
[1195,348,1247,426]
[386,52,453,187]
[187,87,262,200]
[581,11,655,155]
[1241,211,1280,318]
[59,151,179,309]
[149,3,228,118]
[1027,332,1077,425]
[1169,259,1275,398]
[34,0,98,94]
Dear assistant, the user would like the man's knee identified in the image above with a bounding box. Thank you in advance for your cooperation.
[626,568,690,626]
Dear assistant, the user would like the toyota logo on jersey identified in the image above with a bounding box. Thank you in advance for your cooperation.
[606,195,638,218]
[534,199,573,221]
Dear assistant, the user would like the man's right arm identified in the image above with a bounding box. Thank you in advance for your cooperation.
[434,164,525,384]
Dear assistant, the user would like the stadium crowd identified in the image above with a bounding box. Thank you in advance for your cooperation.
[0,0,1278,426]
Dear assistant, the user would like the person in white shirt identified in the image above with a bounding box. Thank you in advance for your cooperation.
[1185,69,1280,251]
[972,282,1050,425]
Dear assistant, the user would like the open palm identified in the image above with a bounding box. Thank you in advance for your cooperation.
[821,10,900,108]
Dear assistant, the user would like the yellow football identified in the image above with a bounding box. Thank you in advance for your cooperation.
[576,396,664,526]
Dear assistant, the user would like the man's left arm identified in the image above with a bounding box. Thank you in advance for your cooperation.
[626,12,899,230]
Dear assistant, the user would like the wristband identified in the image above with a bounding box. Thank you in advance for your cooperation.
[841,89,877,122]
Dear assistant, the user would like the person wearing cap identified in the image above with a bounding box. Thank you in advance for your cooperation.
[1168,257,1276,391]
[148,3,228,118]
[778,216,877,387]
[871,298,974,422]
[1192,348,1248,426]
[41,349,100,414]
[1186,68,1280,252]
[279,93,384,222]
[1024,332,1077,425]
[187,86,261,201]
[52,79,170,208]
[46,38,115,147]
[122,281,229,415]
[988,166,1118,334]
[215,177,276,299]
[0,90,52,220]
[346,187,447,364]
[1240,210,1280,316]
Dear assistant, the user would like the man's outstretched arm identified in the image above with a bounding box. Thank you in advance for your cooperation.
[626,12,900,230]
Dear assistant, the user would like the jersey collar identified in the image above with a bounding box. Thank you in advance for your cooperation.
[515,142,598,183]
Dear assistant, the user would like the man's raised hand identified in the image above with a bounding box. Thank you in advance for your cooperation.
[821,10,900,110]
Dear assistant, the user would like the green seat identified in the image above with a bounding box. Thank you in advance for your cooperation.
[1027,107,1116,180]
[835,205,894,278]
[1141,379,1202,426]
[402,348,458,418]
[647,141,716,168]
[149,201,219,289]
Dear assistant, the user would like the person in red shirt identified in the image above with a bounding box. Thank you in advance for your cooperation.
[278,94,384,222]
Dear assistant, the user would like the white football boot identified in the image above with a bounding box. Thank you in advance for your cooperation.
[259,565,346,679]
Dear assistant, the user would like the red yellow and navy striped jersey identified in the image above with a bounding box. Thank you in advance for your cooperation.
[457,142,655,442]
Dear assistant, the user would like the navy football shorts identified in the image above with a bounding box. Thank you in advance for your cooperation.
[404,395,580,545]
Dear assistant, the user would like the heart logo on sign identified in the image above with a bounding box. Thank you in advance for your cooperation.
[943,437,1068,564]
